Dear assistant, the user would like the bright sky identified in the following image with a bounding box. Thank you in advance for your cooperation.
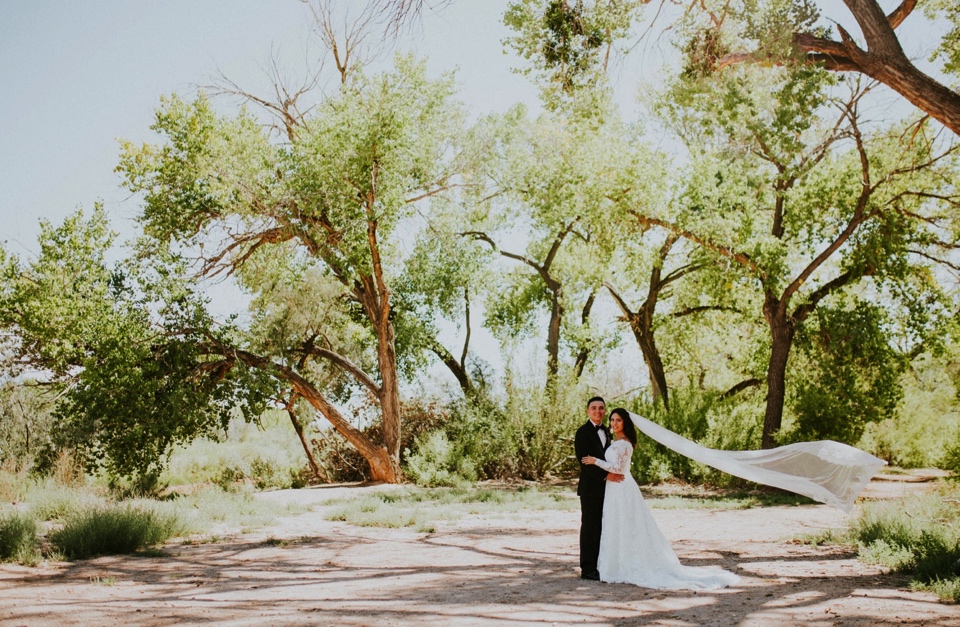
[0,1,548,257]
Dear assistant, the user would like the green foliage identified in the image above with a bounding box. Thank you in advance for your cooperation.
[49,504,186,560]
[925,0,960,80]
[504,0,644,108]
[505,371,589,479]
[850,487,960,601]
[163,410,307,487]
[404,431,474,487]
[787,301,906,444]
[625,386,714,484]
[0,510,39,564]
[403,399,515,486]
[859,346,960,468]
[0,383,56,470]
[0,207,278,484]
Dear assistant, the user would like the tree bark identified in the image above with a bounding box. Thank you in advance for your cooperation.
[203,344,401,482]
[761,295,795,449]
[606,283,670,410]
[427,337,473,395]
[546,288,564,383]
[720,0,960,136]
[573,290,596,378]
[285,400,323,482]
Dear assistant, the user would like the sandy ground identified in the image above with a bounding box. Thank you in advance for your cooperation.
[1,474,957,626]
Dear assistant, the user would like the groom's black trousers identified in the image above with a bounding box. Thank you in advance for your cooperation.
[579,490,605,576]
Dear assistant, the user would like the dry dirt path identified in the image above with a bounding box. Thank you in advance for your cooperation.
[1,478,957,626]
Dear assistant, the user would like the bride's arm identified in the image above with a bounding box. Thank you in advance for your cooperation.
[581,444,632,474]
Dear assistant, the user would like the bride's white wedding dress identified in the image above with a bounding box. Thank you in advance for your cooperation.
[593,439,740,589]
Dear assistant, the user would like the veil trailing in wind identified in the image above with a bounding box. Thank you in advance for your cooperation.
[628,412,886,512]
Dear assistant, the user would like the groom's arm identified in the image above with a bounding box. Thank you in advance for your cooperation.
[575,427,608,481]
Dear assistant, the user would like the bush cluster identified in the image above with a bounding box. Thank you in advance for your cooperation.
[851,487,960,602]
[0,511,39,564]
[49,505,186,560]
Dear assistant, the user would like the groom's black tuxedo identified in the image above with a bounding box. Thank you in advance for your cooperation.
[575,420,611,578]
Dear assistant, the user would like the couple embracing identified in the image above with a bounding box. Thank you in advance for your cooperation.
[575,396,739,589]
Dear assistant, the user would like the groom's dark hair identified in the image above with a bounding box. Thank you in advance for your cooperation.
[586,396,605,409]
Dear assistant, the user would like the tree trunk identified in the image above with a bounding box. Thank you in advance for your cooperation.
[849,49,960,137]
[546,288,563,385]
[428,339,473,395]
[638,331,670,411]
[761,295,795,449]
[606,284,671,410]
[286,404,323,482]
[573,291,596,379]
[219,346,402,483]
[375,318,404,480]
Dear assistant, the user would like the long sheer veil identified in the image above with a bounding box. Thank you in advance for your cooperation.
[628,412,886,512]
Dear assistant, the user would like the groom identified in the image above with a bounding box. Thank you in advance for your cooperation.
[575,396,623,580]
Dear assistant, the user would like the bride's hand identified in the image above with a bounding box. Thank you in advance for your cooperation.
[581,456,596,465]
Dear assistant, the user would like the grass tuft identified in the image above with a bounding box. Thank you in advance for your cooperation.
[49,505,186,560]
[0,510,40,564]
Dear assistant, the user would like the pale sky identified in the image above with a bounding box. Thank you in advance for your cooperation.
[0,1,548,256]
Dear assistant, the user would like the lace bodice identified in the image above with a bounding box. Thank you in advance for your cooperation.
[594,439,633,475]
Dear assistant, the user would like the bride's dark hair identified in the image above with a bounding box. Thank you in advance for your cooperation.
[611,408,637,446]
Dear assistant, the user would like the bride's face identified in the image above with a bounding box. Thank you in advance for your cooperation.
[610,414,623,436]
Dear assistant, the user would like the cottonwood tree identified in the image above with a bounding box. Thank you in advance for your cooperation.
[117,56,473,482]
[603,230,756,410]
[458,103,659,388]
[0,208,274,482]
[632,66,960,448]
[689,0,960,136]
[501,0,960,136]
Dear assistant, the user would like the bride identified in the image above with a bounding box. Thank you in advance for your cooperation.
[581,408,740,589]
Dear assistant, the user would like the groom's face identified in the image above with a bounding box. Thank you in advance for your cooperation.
[587,400,606,426]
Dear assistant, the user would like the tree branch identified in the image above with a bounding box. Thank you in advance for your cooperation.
[626,210,765,278]
[297,344,382,397]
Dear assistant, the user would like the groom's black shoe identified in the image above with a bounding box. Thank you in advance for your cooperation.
[581,572,600,580]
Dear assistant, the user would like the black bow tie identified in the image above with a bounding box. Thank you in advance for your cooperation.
[594,423,604,431]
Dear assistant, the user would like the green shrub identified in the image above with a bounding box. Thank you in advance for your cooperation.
[504,372,586,480]
[108,469,166,500]
[446,399,517,480]
[404,431,472,487]
[940,430,960,478]
[213,465,246,491]
[624,386,716,484]
[49,505,186,559]
[850,488,960,601]
[858,350,960,469]
[0,510,39,563]
[248,456,300,490]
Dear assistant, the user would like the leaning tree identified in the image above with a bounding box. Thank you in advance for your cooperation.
[116,56,472,482]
